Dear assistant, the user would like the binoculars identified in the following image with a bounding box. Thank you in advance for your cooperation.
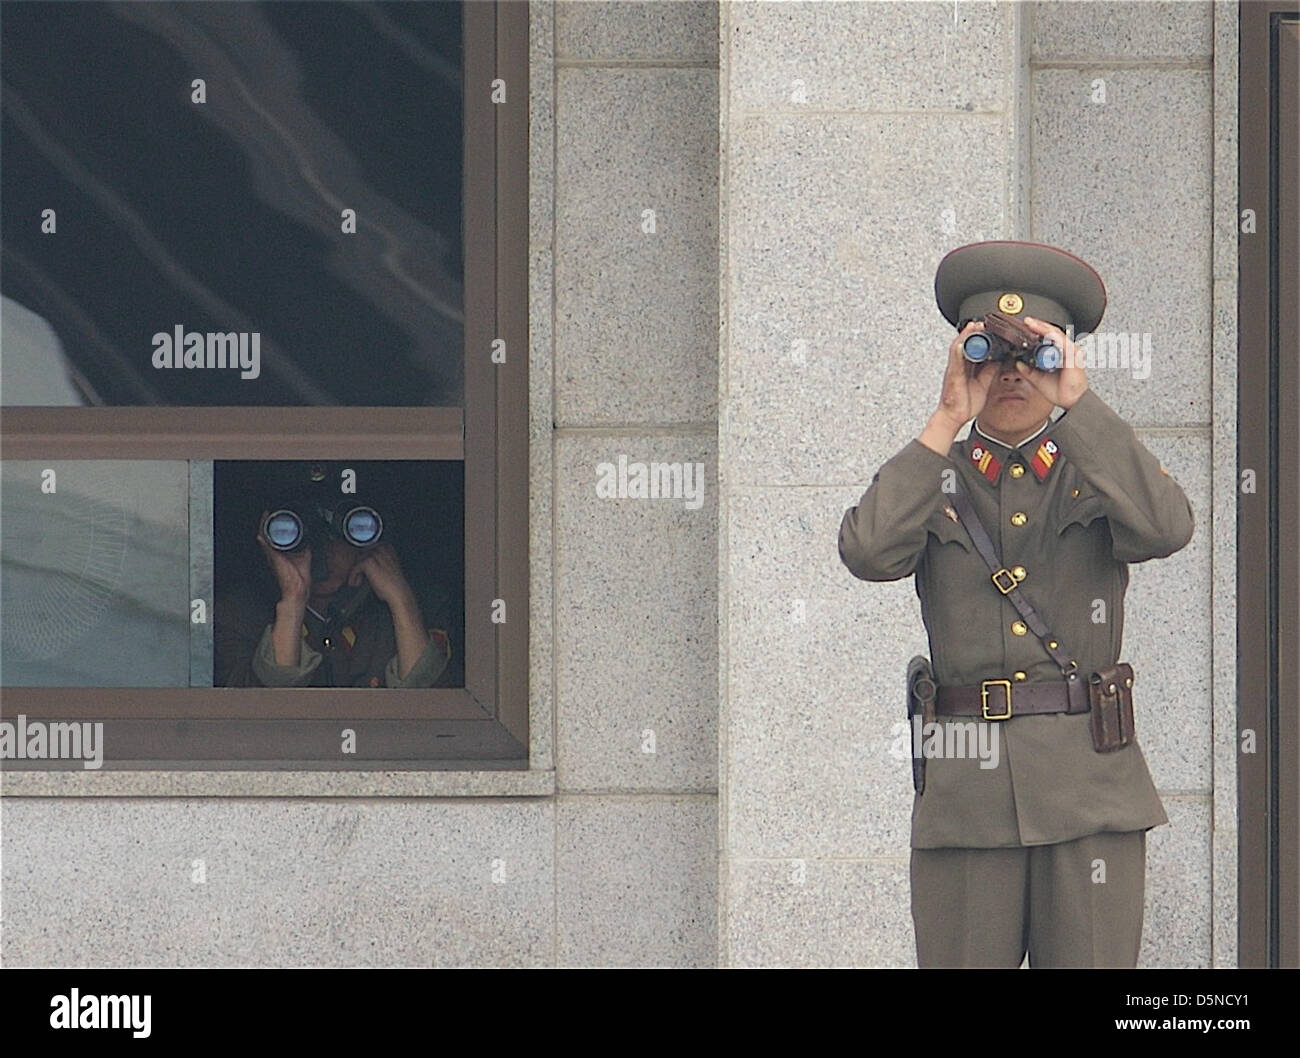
[961,311,1064,372]
[262,502,383,553]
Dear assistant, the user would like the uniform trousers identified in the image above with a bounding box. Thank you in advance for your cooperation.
[910,829,1147,968]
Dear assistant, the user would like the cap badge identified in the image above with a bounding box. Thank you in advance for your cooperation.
[998,292,1024,314]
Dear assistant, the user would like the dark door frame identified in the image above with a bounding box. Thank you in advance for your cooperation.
[1238,0,1300,970]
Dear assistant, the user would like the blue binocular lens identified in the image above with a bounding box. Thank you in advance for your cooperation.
[1034,341,1063,371]
[341,506,382,547]
[263,510,305,551]
[962,334,992,362]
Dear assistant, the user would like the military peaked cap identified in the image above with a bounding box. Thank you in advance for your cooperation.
[935,240,1107,334]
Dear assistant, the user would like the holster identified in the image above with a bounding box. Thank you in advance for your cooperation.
[906,655,937,793]
[1088,662,1136,752]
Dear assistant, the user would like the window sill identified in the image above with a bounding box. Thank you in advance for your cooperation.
[0,766,555,798]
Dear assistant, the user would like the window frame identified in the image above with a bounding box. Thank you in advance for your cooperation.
[1238,0,1300,968]
[0,0,530,770]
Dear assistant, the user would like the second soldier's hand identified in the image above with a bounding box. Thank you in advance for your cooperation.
[919,321,995,455]
[347,542,414,609]
[348,542,430,682]
[256,513,310,668]
[256,512,311,607]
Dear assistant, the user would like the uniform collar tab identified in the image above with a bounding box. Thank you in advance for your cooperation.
[1026,436,1061,481]
[968,441,1003,483]
[967,418,1060,484]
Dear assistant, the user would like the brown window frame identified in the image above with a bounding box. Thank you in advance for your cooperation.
[0,0,529,770]
[1238,0,1300,968]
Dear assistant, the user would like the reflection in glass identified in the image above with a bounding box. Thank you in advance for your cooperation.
[0,1,464,407]
[0,295,92,404]
[0,461,191,685]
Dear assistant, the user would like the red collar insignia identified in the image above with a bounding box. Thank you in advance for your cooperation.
[1028,437,1060,481]
[969,443,1002,483]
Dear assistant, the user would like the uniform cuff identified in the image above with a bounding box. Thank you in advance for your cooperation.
[384,629,452,689]
[251,624,322,687]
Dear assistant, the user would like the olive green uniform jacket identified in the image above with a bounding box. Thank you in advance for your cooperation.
[838,389,1195,849]
[215,588,452,689]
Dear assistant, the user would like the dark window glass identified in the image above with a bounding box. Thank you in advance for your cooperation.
[0,0,464,407]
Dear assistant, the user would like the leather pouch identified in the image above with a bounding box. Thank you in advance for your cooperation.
[1088,662,1135,752]
[907,655,938,792]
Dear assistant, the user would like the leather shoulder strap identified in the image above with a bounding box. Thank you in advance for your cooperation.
[948,482,1079,677]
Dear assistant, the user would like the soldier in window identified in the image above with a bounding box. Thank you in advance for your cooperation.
[216,495,452,689]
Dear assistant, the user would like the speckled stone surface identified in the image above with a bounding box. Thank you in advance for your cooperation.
[1032,0,1214,61]
[557,0,718,62]
[1031,67,1213,426]
[555,795,716,966]
[1210,3,1237,285]
[1209,273,1238,968]
[727,112,1009,488]
[529,1,558,773]
[1208,0,1238,967]
[730,0,1012,113]
[1211,820,1238,968]
[555,67,719,426]
[1121,433,1212,794]
[727,487,923,858]
[724,857,914,968]
[1,799,554,967]
[1143,794,1212,967]
[554,433,717,791]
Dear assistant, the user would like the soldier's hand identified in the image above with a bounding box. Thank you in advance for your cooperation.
[348,541,415,609]
[1014,316,1089,409]
[256,511,312,607]
[935,321,997,428]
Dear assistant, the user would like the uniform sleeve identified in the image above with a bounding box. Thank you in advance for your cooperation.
[250,624,323,687]
[838,439,956,581]
[1049,388,1195,562]
[384,627,452,689]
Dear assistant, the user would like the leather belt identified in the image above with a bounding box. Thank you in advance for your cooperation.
[935,676,1090,721]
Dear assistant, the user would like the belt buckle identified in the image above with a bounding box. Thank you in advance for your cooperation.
[991,568,1018,594]
[981,678,1013,720]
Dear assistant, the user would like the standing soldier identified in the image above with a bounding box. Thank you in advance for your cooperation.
[838,241,1194,968]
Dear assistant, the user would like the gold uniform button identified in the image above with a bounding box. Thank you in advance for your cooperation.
[1071,488,1080,498]
[1010,511,1027,527]
[1011,621,1028,636]
[1009,463,1025,478]
[1013,671,1028,681]
[1011,565,1027,581]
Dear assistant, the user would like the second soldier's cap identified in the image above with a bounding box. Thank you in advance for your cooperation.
[934,240,1107,334]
